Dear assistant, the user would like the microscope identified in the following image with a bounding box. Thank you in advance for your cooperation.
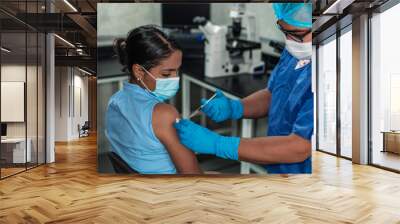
[194,4,265,78]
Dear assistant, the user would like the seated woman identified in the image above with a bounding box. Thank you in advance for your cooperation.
[106,25,202,174]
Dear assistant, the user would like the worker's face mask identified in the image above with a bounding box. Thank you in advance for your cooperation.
[139,65,180,102]
[285,38,312,60]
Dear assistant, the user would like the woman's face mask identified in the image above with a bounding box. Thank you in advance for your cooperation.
[139,65,180,102]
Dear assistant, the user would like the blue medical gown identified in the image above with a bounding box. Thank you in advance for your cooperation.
[264,49,313,174]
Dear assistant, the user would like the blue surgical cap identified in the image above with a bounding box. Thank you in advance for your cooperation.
[273,3,312,29]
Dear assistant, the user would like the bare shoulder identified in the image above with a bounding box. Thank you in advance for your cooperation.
[152,103,180,131]
[153,103,179,122]
[152,103,201,174]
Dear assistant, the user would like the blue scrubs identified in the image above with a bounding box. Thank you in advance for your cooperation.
[264,49,313,174]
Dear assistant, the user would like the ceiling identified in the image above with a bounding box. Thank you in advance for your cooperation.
[1,0,397,73]
[312,0,391,43]
[0,0,99,73]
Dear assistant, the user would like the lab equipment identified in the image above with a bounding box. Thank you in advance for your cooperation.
[200,90,243,122]
[188,92,217,119]
[174,119,240,160]
[229,3,257,41]
[227,3,264,76]
[273,3,312,28]
[194,4,264,78]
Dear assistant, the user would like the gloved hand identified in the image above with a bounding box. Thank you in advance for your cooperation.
[174,119,240,160]
[201,90,243,122]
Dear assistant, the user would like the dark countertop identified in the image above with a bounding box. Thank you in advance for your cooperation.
[181,59,270,98]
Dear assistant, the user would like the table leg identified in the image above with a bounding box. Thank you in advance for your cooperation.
[118,80,124,90]
[240,119,253,174]
[382,133,386,153]
[200,88,207,126]
[231,120,238,136]
[182,75,190,119]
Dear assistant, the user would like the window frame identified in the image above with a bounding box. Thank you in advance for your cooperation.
[315,24,353,161]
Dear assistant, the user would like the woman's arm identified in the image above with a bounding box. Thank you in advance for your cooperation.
[153,104,202,174]
[241,89,272,119]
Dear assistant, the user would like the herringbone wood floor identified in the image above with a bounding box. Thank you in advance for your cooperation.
[1,134,400,223]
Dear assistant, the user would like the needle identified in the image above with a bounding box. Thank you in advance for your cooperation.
[188,93,218,119]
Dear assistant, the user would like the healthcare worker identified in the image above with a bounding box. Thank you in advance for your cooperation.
[174,3,313,174]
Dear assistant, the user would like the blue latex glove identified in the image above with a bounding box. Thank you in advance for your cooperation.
[200,90,243,122]
[174,119,240,160]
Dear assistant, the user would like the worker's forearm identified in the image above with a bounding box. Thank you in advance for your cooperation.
[241,89,271,119]
[238,134,311,164]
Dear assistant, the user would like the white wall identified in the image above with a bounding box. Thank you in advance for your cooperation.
[97,3,162,47]
[55,67,89,141]
[1,63,46,163]
[1,64,26,82]
[1,65,36,138]
[72,73,89,138]
[1,82,24,122]
[210,3,284,56]
[97,3,284,55]
[1,65,26,126]
[55,66,68,141]
[1,65,26,139]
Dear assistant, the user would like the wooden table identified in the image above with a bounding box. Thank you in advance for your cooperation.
[381,131,400,154]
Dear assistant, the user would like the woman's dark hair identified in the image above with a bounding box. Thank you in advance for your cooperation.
[113,25,181,74]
